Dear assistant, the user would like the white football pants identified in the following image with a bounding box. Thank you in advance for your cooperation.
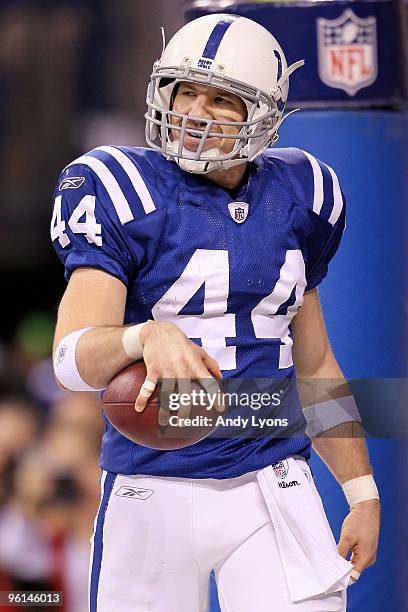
[89,457,352,612]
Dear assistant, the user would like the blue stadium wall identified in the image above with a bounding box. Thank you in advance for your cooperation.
[185,2,408,610]
[277,110,408,612]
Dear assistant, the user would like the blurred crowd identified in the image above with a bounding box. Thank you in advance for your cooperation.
[0,2,184,610]
[0,0,183,271]
[0,312,104,612]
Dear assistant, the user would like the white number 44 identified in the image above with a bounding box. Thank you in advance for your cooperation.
[51,195,102,247]
[152,249,306,371]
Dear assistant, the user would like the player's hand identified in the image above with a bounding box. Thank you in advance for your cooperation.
[134,321,223,418]
[337,499,380,583]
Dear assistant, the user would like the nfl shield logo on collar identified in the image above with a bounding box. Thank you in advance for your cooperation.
[317,9,378,97]
[228,201,249,224]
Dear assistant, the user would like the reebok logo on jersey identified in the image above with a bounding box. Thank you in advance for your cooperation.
[278,480,300,489]
[115,486,154,500]
[59,176,86,190]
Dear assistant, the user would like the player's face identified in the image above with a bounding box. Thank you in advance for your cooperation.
[170,82,247,155]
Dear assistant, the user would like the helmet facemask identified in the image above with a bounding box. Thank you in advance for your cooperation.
[145,64,281,174]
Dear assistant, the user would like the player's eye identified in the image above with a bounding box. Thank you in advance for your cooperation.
[214,96,231,105]
[180,89,196,97]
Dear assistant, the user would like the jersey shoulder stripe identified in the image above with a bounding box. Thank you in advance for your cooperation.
[95,146,156,214]
[300,149,344,226]
[325,162,343,226]
[299,150,324,215]
[64,146,156,225]
[264,148,344,227]
[64,153,134,224]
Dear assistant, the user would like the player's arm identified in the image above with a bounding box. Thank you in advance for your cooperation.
[292,288,380,575]
[53,268,221,406]
[53,267,133,389]
[292,288,372,481]
[52,154,221,408]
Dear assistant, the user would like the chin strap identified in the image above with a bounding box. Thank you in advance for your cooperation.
[273,59,305,99]
[281,59,305,84]
[160,27,166,59]
[177,154,248,175]
[270,59,305,114]
[272,107,302,143]
[166,141,248,174]
[268,59,304,144]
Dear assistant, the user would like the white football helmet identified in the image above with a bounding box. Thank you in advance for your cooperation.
[145,14,304,174]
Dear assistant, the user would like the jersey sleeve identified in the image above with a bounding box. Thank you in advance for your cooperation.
[50,146,160,286]
[300,150,346,291]
[271,148,346,292]
[304,199,345,291]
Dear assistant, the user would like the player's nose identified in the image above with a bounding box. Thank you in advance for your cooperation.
[188,94,212,120]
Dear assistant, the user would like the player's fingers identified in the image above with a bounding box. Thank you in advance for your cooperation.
[160,376,176,405]
[200,351,223,379]
[158,377,176,426]
[198,377,225,413]
[177,379,192,420]
[350,548,376,573]
[337,535,352,560]
[348,569,361,586]
[135,375,157,412]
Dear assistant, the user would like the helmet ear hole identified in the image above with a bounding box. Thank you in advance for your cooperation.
[169,82,180,111]
[158,77,175,89]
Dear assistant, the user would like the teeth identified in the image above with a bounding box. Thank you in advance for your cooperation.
[187,128,204,137]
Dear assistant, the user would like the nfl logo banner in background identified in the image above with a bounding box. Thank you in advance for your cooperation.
[317,10,377,96]
[185,0,408,108]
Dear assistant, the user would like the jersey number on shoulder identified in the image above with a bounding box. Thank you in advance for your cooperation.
[152,249,306,371]
[51,195,102,247]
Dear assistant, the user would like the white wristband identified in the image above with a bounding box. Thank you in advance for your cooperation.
[342,475,380,509]
[54,327,105,392]
[122,323,148,360]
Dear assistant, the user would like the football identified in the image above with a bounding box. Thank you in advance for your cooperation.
[102,361,223,450]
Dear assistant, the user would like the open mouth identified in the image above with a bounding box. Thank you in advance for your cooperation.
[186,128,208,139]
[185,125,222,138]
[183,131,220,150]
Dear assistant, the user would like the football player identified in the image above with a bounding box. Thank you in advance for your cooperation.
[51,15,380,612]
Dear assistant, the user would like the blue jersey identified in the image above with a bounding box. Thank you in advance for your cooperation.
[51,146,345,478]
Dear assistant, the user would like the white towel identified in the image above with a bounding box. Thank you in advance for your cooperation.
[257,457,352,603]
